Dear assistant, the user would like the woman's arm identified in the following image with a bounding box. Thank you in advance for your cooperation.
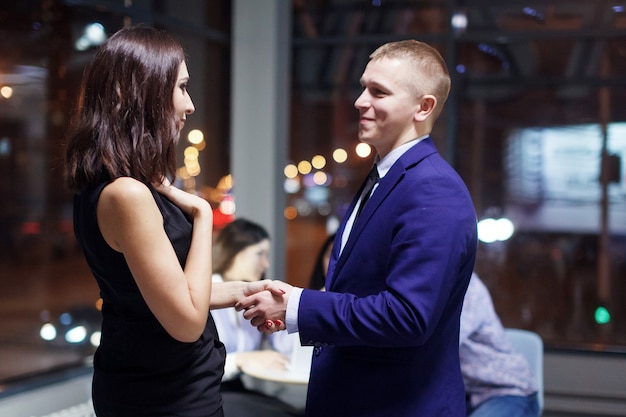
[211,280,288,310]
[98,177,213,343]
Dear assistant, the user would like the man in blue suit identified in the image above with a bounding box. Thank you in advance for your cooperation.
[239,40,477,417]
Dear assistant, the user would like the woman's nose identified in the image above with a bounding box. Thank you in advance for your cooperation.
[186,95,195,114]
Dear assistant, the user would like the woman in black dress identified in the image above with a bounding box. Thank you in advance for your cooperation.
[65,25,284,417]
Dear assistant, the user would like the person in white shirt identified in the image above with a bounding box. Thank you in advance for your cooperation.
[211,218,298,416]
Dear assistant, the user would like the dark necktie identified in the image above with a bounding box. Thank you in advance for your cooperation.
[356,164,379,218]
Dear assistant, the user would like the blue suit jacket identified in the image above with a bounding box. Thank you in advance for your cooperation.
[298,138,477,417]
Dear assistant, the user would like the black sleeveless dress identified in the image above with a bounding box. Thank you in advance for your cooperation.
[73,179,226,417]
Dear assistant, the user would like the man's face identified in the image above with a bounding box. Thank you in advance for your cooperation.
[354,57,421,157]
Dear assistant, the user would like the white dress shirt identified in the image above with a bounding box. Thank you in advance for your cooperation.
[286,136,429,333]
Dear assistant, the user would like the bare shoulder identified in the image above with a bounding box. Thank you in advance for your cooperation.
[100,177,154,211]
[98,178,161,251]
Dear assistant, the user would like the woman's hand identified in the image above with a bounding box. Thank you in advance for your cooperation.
[244,279,290,298]
[153,178,212,221]
[211,279,289,312]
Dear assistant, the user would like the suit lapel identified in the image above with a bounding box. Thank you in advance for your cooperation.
[327,138,438,290]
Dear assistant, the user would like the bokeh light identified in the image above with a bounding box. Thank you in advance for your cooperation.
[311,154,326,169]
[356,143,372,158]
[333,148,348,163]
[298,160,312,175]
[187,129,204,145]
[284,163,299,179]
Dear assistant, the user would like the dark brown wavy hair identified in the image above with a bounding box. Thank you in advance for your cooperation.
[65,25,186,192]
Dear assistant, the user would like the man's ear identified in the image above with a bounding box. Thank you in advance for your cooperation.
[414,95,437,122]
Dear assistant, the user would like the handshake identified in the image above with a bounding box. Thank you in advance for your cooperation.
[236,280,294,334]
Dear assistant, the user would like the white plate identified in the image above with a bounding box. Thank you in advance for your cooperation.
[240,363,309,384]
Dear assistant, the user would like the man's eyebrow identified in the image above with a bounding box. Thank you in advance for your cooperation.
[365,79,387,89]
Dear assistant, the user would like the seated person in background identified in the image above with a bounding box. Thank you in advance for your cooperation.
[211,218,298,417]
[461,273,540,417]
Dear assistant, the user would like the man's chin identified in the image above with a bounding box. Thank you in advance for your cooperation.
[357,134,374,145]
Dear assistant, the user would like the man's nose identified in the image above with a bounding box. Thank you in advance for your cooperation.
[354,90,369,109]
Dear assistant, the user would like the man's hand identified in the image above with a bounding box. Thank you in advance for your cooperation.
[237,281,293,333]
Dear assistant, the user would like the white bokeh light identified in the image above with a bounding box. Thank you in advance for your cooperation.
[477,217,515,243]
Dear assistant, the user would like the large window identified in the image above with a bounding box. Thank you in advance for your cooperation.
[0,0,232,387]
[1,0,625,391]
[286,0,626,348]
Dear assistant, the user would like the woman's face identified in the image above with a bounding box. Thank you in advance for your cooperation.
[172,61,195,136]
[227,239,271,282]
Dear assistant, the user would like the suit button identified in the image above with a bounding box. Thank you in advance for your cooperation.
[313,346,322,356]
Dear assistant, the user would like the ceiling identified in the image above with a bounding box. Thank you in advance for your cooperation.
[291,0,626,102]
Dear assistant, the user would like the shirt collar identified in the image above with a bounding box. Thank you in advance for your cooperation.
[376,135,429,178]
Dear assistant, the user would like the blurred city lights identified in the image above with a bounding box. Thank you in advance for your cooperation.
[284,177,301,194]
[594,306,611,325]
[356,143,372,158]
[185,160,201,177]
[317,201,332,216]
[85,23,107,44]
[184,146,199,159]
[40,323,57,341]
[477,217,515,243]
[313,171,328,185]
[451,11,468,32]
[305,185,329,205]
[1,86,13,99]
[301,173,317,188]
[90,331,102,347]
[193,140,206,151]
[187,129,204,145]
[177,166,191,180]
[298,160,312,175]
[284,163,299,179]
[284,206,297,220]
[65,325,88,344]
[332,148,348,163]
[219,194,236,216]
[75,23,107,51]
[0,137,11,156]
[295,198,313,216]
[59,312,72,326]
[311,154,326,169]
[39,306,101,347]
[220,174,234,190]
[21,221,41,235]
